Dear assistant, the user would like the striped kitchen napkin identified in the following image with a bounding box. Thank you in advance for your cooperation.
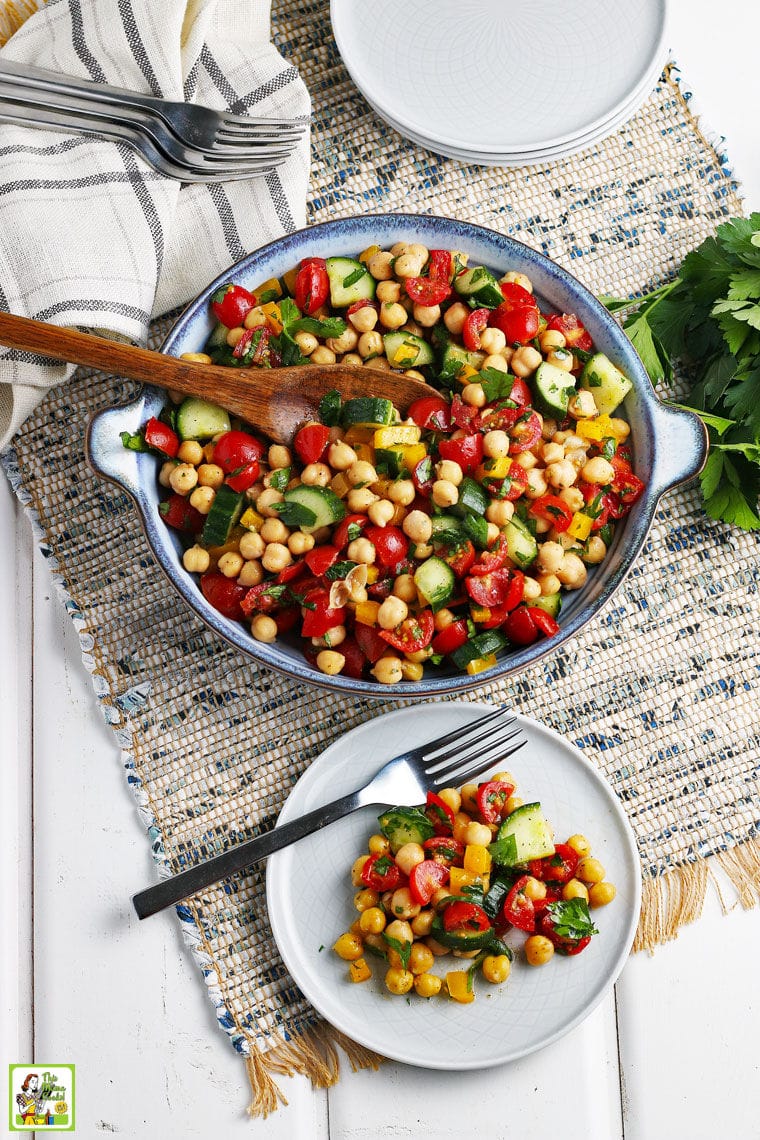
[0,0,310,447]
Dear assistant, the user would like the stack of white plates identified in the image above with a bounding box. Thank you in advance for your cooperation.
[330,0,669,166]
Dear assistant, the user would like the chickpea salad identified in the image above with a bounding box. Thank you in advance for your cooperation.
[122,242,645,685]
[336,770,616,1003]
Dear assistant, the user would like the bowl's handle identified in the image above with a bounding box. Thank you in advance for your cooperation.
[85,395,152,498]
[647,399,708,498]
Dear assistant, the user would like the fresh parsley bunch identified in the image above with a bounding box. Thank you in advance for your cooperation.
[602,212,760,530]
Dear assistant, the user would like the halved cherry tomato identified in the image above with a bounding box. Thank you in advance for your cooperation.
[353,622,388,664]
[274,607,300,634]
[379,609,435,653]
[528,843,579,884]
[423,836,465,865]
[476,780,515,825]
[450,393,480,431]
[300,256,326,269]
[538,910,592,956]
[300,588,346,637]
[240,581,281,615]
[427,249,452,281]
[499,281,536,308]
[469,533,509,576]
[333,513,368,550]
[487,464,528,502]
[442,900,492,935]
[409,859,450,906]
[501,875,536,932]
[431,618,469,656]
[405,275,451,307]
[503,606,539,646]
[546,313,593,353]
[200,572,247,620]
[509,411,542,454]
[367,576,393,601]
[225,460,261,492]
[361,853,403,892]
[462,308,490,352]
[305,544,340,577]
[144,417,179,457]
[425,790,456,835]
[438,433,483,475]
[408,396,451,432]
[365,525,408,569]
[213,430,265,476]
[465,567,514,608]
[294,422,330,466]
[609,454,645,506]
[489,301,539,345]
[528,494,573,532]
[232,324,278,366]
[338,635,366,679]
[277,562,310,589]
[294,262,329,315]
[509,376,533,407]
[211,283,256,328]
[159,494,204,533]
[440,539,476,578]
[477,403,521,433]
[527,607,560,638]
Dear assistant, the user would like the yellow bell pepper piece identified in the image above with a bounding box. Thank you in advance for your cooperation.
[352,441,376,465]
[365,566,379,584]
[359,244,381,265]
[575,413,629,442]
[343,426,376,446]
[371,477,395,499]
[464,844,492,875]
[349,958,372,983]
[374,425,422,448]
[330,472,351,499]
[399,443,427,470]
[568,511,594,540]
[446,970,475,1004]
[355,600,381,625]
[253,276,283,303]
[465,653,498,676]
[469,604,491,623]
[261,301,283,335]
[281,266,299,295]
[476,456,511,482]
[392,344,420,367]
[239,508,264,531]
[449,867,490,895]
[457,364,480,384]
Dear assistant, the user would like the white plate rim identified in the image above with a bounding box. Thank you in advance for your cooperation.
[330,0,669,153]
[266,702,642,1070]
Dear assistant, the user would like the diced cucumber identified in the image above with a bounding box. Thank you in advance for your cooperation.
[325,257,376,308]
[375,444,424,478]
[454,266,504,308]
[436,338,485,383]
[504,517,538,568]
[175,397,231,441]
[450,629,508,670]
[279,484,346,534]
[580,352,633,415]
[533,361,578,419]
[202,484,244,547]
[341,397,396,429]
[462,513,490,549]
[430,910,495,951]
[414,556,455,611]
[205,321,230,351]
[489,803,555,867]
[378,806,435,853]
[383,331,435,370]
[531,592,562,619]
[430,514,464,541]
[453,476,489,518]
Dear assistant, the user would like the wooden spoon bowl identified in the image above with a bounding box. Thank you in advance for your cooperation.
[0,311,437,442]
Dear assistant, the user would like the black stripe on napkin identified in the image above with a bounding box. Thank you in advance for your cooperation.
[207,185,245,262]
[68,0,107,83]
[0,137,92,160]
[200,46,300,113]
[118,146,164,280]
[117,0,163,98]
[265,169,295,233]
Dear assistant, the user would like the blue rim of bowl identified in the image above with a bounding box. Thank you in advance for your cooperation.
[90,212,705,698]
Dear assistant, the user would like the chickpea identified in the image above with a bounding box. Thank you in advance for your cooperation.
[342,352,363,367]
[609,417,630,440]
[394,842,425,877]
[479,326,507,355]
[539,328,566,352]
[537,541,565,575]
[350,855,370,887]
[433,608,455,632]
[348,460,378,488]
[317,649,345,676]
[169,463,198,495]
[546,347,574,371]
[425,936,450,957]
[371,655,403,685]
[443,302,469,335]
[388,479,415,506]
[256,487,284,517]
[236,530,263,561]
[525,935,555,966]
[333,932,363,961]
[310,345,336,365]
[505,795,523,814]
[180,351,213,364]
[347,536,376,564]
[486,499,514,526]
[542,441,565,465]
[483,430,510,459]
[402,509,433,543]
[557,553,588,589]
[414,972,442,998]
[379,302,408,330]
[461,382,487,408]
[366,356,392,374]
[407,943,435,975]
[294,330,318,356]
[523,876,547,901]
[542,418,559,441]
[328,440,358,471]
[238,560,263,587]
[389,887,420,921]
[251,613,278,643]
[404,647,432,665]
[483,353,511,375]
[368,834,390,857]
[538,573,561,596]
[385,918,413,945]
[525,468,548,499]
[158,460,176,488]
[460,785,479,813]
[522,576,541,602]
[241,304,265,329]
[511,346,542,377]
[583,536,608,565]
[437,787,461,815]
[432,479,459,508]
[182,545,210,574]
[368,498,395,527]
[189,485,215,515]
[413,302,441,327]
[394,252,425,278]
[514,450,538,471]
[482,954,511,984]
[378,595,408,630]
[349,304,378,333]
[261,542,292,573]
[568,390,598,419]
[301,462,332,488]
[197,463,224,490]
[464,821,492,847]
[385,967,414,995]
[359,906,386,934]
[559,485,585,513]
[288,531,315,556]
[225,325,245,348]
[582,456,616,485]
[326,327,359,354]
[436,459,464,486]
[411,910,434,937]
[217,551,244,578]
[176,439,203,466]
[376,280,401,304]
[358,330,384,359]
[545,459,578,489]
[367,250,394,280]
[259,518,288,544]
[535,519,552,535]
[347,487,378,512]
[567,834,591,857]
[561,879,589,903]
[589,882,617,907]
[577,857,606,884]
[501,270,533,293]
[392,573,417,602]
[266,444,290,469]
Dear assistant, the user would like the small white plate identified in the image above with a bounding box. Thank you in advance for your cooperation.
[331,0,668,155]
[266,703,641,1070]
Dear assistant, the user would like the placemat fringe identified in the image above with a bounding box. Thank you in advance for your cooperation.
[714,839,760,911]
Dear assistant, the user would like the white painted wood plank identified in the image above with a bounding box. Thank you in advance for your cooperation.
[617,892,760,1140]
[0,476,33,1067]
[328,994,622,1140]
[28,532,327,1138]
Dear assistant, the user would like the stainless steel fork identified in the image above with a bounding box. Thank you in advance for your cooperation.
[132,705,526,919]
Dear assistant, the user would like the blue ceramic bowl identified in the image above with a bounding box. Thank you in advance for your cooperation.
[87,213,707,698]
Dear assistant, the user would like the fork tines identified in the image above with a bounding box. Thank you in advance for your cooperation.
[424,706,526,789]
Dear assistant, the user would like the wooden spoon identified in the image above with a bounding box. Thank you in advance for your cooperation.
[0,311,438,443]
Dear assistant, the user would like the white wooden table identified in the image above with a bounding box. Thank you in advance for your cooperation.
[2,4,759,1136]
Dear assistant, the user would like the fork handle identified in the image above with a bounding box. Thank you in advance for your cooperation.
[132,787,372,920]
[0,59,188,117]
